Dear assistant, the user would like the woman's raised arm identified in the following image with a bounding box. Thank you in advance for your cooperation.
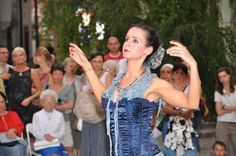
[69,43,105,103]
[149,41,201,109]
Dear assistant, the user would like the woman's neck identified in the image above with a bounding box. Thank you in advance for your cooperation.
[0,110,7,115]
[39,63,50,73]
[95,69,103,77]
[65,73,75,85]
[44,108,53,113]
[173,80,186,91]
[65,72,75,78]
[125,60,145,78]
[53,81,64,89]
[14,64,27,71]
[223,83,231,92]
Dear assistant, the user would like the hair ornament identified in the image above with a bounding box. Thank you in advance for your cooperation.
[144,44,165,70]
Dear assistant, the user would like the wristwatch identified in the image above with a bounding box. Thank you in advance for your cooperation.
[222,105,226,110]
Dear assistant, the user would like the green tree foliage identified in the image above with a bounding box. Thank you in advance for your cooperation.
[41,0,236,120]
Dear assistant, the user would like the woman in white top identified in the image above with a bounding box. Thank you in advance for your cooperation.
[214,67,236,156]
[80,53,113,156]
[31,89,66,156]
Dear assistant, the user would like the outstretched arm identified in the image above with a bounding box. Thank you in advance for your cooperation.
[69,43,105,103]
[147,41,201,109]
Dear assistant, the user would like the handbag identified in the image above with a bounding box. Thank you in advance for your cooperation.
[74,92,105,124]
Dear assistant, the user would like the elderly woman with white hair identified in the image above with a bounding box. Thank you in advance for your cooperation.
[0,47,41,125]
[31,89,66,156]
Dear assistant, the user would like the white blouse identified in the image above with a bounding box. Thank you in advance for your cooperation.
[31,109,65,141]
[214,87,236,122]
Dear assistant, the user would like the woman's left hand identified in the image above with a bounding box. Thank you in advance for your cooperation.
[6,129,17,139]
[166,40,197,68]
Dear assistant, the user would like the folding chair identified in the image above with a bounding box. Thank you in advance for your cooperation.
[26,123,42,156]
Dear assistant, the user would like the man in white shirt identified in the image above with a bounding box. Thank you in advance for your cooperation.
[0,45,12,74]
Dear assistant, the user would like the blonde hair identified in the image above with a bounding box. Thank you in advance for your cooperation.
[63,57,78,68]
[34,47,53,66]
[12,47,26,56]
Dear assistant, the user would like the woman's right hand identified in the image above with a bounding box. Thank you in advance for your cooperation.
[69,43,91,70]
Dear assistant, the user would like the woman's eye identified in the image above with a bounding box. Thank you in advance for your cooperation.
[133,39,139,44]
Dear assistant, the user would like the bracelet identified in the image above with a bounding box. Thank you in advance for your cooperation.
[84,67,93,73]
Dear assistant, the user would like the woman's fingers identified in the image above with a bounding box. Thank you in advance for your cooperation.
[169,40,187,49]
[69,43,84,56]
[69,43,90,67]
[166,40,196,66]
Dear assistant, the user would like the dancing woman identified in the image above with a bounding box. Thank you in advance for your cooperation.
[69,23,201,156]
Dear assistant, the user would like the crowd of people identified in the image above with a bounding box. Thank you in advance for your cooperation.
[0,23,235,156]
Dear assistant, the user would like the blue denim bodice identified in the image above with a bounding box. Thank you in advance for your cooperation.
[102,71,162,156]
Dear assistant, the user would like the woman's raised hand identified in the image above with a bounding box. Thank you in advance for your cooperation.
[69,43,90,69]
[166,40,197,68]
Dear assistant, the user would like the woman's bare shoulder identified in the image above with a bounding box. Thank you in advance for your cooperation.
[151,77,172,90]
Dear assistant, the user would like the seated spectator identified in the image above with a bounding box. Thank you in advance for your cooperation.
[0,91,27,156]
[212,141,227,156]
[30,89,66,156]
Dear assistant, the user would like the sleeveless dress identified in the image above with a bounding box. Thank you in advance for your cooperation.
[5,68,39,125]
[102,71,163,156]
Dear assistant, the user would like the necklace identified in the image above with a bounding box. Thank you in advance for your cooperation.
[117,70,145,93]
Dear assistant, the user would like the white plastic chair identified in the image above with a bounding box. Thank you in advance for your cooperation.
[26,123,42,156]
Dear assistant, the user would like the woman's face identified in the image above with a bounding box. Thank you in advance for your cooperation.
[160,67,173,82]
[218,71,230,85]
[34,54,46,65]
[0,95,6,112]
[12,51,26,65]
[122,27,152,60]
[172,69,186,83]
[65,61,78,74]
[41,96,55,112]
[90,55,104,71]
[52,70,64,84]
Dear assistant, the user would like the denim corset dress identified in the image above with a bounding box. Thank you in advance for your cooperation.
[102,71,163,156]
